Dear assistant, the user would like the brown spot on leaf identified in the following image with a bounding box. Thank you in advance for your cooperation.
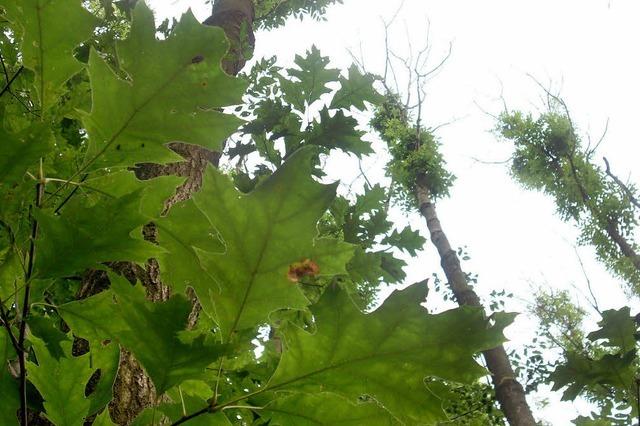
[287,259,320,283]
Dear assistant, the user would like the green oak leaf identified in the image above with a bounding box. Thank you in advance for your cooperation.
[27,314,69,360]
[62,170,184,219]
[87,343,120,416]
[354,184,387,214]
[51,285,123,416]
[381,226,426,256]
[551,350,636,401]
[111,276,226,394]
[59,274,226,394]
[159,395,233,426]
[347,248,406,285]
[156,199,223,303]
[331,65,384,111]
[0,328,19,425]
[0,124,52,186]
[258,393,398,425]
[306,108,372,157]
[280,45,340,110]
[92,410,116,426]
[34,190,164,278]
[0,0,97,109]
[0,250,23,301]
[587,307,637,352]
[57,289,125,343]
[82,2,246,170]
[188,147,353,338]
[266,282,512,424]
[27,337,95,426]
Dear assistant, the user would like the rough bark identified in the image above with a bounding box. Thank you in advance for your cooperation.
[106,2,255,423]
[415,175,537,426]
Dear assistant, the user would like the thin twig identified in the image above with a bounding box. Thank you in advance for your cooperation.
[18,159,45,426]
[0,65,23,98]
[170,406,211,426]
[635,377,640,426]
[603,157,640,211]
[573,246,602,315]
[0,298,21,355]
[586,118,609,158]
[53,174,90,214]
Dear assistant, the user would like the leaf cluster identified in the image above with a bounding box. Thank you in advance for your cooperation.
[497,109,640,292]
[0,2,513,425]
[371,94,455,210]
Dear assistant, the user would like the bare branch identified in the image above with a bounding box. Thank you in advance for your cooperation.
[573,246,602,315]
[603,157,640,211]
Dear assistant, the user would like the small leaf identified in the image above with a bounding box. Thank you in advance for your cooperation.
[27,337,95,426]
[0,0,98,109]
[0,124,52,186]
[331,65,384,111]
[35,190,164,278]
[59,274,227,394]
[0,329,19,425]
[381,226,426,256]
[306,108,373,157]
[92,410,116,426]
[587,307,637,352]
[280,45,340,110]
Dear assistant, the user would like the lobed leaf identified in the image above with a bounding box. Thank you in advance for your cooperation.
[0,0,98,110]
[187,147,354,337]
[27,337,95,426]
[267,282,513,424]
[82,2,246,171]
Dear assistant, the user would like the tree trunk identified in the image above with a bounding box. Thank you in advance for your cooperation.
[415,175,537,426]
[108,2,255,423]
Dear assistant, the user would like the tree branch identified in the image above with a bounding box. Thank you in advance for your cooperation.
[0,65,23,98]
[18,160,45,426]
[603,156,640,211]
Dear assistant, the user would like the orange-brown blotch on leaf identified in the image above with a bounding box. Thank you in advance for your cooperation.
[287,259,320,282]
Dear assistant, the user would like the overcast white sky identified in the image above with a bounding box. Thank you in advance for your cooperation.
[149,1,640,423]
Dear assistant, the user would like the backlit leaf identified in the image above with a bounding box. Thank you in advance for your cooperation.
[82,2,246,170]
[0,0,97,109]
[267,282,512,424]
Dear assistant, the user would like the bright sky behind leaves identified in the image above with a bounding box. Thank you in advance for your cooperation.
[149,0,640,422]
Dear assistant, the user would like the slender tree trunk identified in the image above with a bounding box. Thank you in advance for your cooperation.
[107,2,256,423]
[415,175,537,426]
[605,220,640,271]
[566,157,640,274]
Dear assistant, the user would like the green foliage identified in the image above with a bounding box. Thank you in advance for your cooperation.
[497,109,640,291]
[267,283,514,424]
[83,4,245,170]
[0,0,98,110]
[27,337,95,425]
[253,0,343,30]
[371,94,455,209]
[167,147,354,337]
[520,290,639,425]
[442,382,506,425]
[550,307,639,424]
[257,393,398,425]
[0,1,512,425]
[234,48,378,168]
